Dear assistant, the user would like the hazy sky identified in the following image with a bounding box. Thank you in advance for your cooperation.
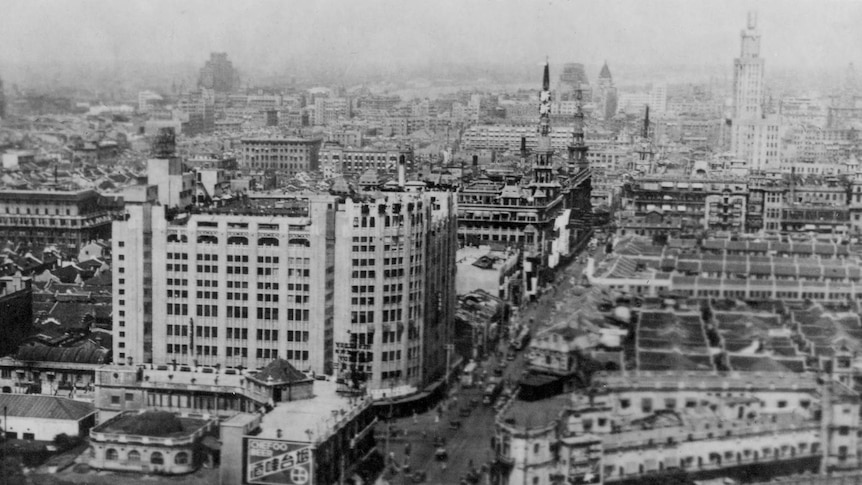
[2,0,861,73]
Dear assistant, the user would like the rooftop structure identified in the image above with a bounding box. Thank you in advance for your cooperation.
[493,371,859,485]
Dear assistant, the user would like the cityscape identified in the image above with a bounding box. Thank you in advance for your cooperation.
[2,1,862,484]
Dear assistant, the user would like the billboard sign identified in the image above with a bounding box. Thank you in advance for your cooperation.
[245,438,313,485]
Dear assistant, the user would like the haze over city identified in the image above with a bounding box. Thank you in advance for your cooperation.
[2,0,862,86]
[5,2,862,485]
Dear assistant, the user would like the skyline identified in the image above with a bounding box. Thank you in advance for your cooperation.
[1,0,862,78]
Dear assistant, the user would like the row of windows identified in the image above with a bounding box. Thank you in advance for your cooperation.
[226,347,248,357]
[103,449,187,465]
[167,304,189,315]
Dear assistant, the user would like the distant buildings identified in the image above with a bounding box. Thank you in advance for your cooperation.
[198,52,240,93]
[318,142,412,179]
[239,137,323,175]
[595,62,618,121]
[0,75,6,119]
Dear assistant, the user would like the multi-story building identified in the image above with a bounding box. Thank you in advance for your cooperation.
[492,372,860,485]
[458,63,592,303]
[0,274,33,360]
[0,189,116,251]
[0,76,5,119]
[588,236,862,301]
[618,176,749,237]
[239,137,323,175]
[198,52,240,93]
[595,62,618,121]
[318,142,413,179]
[332,190,457,396]
[730,12,782,172]
[114,183,458,398]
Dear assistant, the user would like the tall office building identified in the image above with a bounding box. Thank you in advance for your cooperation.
[596,62,618,120]
[114,182,458,396]
[198,52,240,93]
[730,12,781,172]
[0,76,6,119]
[558,63,591,101]
[732,12,764,120]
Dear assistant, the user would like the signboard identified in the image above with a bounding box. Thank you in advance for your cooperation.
[245,438,313,485]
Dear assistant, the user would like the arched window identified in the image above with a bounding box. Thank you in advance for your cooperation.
[151,451,164,465]
[228,236,248,245]
[288,238,310,247]
[175,452,190,465]
[197,235,218,244]
[106,448,118,460]
[128,450,141,462]
[258,237,279,247]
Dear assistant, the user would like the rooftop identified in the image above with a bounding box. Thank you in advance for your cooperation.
[499,394,570,430]
[0,394,95,421]
[94,410,211,438]
[256,379,371,443]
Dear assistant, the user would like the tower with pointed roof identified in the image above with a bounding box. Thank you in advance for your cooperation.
[532,62,557,186]
[596,61,618,121]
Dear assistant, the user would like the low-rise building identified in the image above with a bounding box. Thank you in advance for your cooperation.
[0,394,96,441]
[220,378,378,485]
[89,410,218,475]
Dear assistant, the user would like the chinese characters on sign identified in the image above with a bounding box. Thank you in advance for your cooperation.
[246,438,313,485]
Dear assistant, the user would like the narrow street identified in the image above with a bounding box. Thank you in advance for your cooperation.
[376,245,608,485]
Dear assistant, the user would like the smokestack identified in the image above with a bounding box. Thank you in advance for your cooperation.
[472,154,479,177]
[520,137,527,157]
[398,154,406,188]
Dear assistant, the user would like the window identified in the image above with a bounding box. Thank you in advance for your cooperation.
[175,452,189,465]
[128,450,141,462]
[111,395,120,405]
[125,393,134,402]
[23,432,34,440]
[151,452,164,465]
[106,449,118,461]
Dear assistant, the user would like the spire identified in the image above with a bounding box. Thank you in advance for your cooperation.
[542,60,550,91]
[538,61,552,137]
[643,105,650,139]
[747,10,757,30]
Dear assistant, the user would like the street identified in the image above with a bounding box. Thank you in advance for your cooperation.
[375,246,607,485]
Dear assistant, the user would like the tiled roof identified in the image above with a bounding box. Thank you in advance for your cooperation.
[252,358,310,385]
[0,394,94,420]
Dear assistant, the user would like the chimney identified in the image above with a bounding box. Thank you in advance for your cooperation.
[398,154,406,188]
[472,154,479,177]
[520,137,527,158]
